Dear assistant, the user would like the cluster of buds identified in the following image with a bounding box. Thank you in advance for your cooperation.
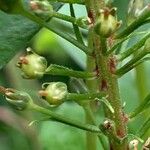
[39,82,68,106]
[17,47,47,79]
[94,7,122,37]
[30,0,53,19]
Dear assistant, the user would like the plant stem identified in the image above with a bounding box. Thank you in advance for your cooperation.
[21,9,92,55]
[84,105,97,150]
[84,0,128,149]
[116,50,148,77]
[45,64,95,79]
[53,12,78,24]
[66,92,105,101]
[119,32,150,61]
[30,103,102,133]
[134,64,149,102]
[47,0,84,4]
[95,46,128,150]
[129,93,150,119]
[116,57,150,77]
[53,11,87,29]
[69,4,84,44]
[107,37,128,55]
[85,34,99,150]
[137,116,150,138]
[84,105,109,150]
[66,93,114,113]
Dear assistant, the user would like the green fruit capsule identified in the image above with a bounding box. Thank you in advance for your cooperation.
[0,0,24,14]
[30,0,53,19]
[3,88,33,110]
[17,48,47,79]
[39,82,68,106]
[94,7,122,37]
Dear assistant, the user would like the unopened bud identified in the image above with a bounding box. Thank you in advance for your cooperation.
[17,48,47,79]
[0,87,32,110]
[94,7,122,37]
[39,82,68,106]
[30,0,53,19]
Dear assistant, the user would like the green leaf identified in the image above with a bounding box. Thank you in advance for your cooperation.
[0,11,39,69]
[0,2,63,69]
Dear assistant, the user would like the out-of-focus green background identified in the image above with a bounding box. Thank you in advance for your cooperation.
[0,1,150,150]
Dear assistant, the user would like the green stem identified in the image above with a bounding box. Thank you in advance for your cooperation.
[115,5,150,39]
[85,34,99,150]
[137,116,150,138]
[66,93,114,113]
[66,92,105,101]
[129,93,150,119]
[47,0,84,4]
[84,105,97,150]
[107,37,129,55]
[94,42,128,150]
[134,63,149,101]
[84,105,109,150]
[30,103,101,133]
[119,33,150,61]
[116,57,150,77]
[53,11,87,29]
[45,64,96,79]
[21,9,92,55]
[53,12,78,24]
[69,4,84,44]
[101,38,107,55]
[116,50,148,77]
[84,0,128,149]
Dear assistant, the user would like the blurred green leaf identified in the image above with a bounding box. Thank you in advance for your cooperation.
[0,11,39,69]
[0,1,63,69]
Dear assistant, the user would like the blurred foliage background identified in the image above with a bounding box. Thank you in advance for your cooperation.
[0,0,150,150]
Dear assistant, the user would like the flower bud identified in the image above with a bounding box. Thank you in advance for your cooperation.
[17,47,47,79]
[39,82,68,106]
[94,7,122,37]
[1,87,32,110]
[0,0,24,14]
[30,0,53,19]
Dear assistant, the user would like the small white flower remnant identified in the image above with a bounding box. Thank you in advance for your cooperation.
[143,137,150,150]
[129,139,139,150]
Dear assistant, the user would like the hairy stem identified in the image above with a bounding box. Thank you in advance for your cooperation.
[84,0,128,149]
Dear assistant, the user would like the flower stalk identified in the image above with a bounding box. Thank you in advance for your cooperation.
[45,64,96,79]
